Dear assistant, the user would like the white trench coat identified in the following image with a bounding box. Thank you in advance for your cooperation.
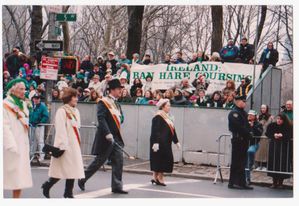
[3,98,33,190]
[48,106,85,179]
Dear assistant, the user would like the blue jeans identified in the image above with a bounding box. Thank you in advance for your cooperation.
[245,144,259,182]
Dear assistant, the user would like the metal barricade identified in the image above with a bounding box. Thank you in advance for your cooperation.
[29,123,98,163]
[214,134,293,184]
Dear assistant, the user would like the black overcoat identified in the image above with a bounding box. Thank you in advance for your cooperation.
[150,115,179,173]
[265,123,293,179]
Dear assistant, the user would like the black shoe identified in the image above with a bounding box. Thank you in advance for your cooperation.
[112,189,129,194]
[156,179,166,186]
[64,193,74,198]
[41,182,50,198]
[78,179,85,191]
[151,179,157,185]
[228,184,244,189]
[242,185,254,190]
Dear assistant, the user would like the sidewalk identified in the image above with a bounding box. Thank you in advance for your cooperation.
[31,156,293,189]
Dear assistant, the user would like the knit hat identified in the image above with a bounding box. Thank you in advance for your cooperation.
[156,98,170,109]
[6,78,27,91]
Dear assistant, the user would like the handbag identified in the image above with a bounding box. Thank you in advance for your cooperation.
[42,124,65,158]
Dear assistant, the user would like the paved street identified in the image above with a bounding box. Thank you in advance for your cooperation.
[4,167,293,198]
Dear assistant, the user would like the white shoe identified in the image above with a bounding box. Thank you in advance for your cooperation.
[256,166,262,170]
[261,167,267,171]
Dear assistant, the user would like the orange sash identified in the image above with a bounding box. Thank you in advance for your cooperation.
[3,102,29,130]
[157,113,175,136]
[65,111,81,145]
[100,98,121,130]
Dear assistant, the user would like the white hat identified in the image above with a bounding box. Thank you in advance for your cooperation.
[119,72,127,80]
[248,110,257,115]
[156,98,170,108]
[97,55,103,60]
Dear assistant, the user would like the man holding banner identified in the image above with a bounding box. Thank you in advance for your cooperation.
[78,79,128,194]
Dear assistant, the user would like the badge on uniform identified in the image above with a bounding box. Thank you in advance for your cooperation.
[233,113,239,118]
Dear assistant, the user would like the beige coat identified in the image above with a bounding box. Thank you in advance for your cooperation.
[3,97,33,190]
[48,106,85,179]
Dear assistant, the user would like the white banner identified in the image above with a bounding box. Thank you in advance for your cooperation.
[130,62,262,94]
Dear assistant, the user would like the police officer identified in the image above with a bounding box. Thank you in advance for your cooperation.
[228,95,253,190]
[78,79,128,194]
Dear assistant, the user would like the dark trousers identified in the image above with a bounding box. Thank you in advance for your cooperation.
[45,177,75,195]
[229,139,248,186]
[84,142,124,190]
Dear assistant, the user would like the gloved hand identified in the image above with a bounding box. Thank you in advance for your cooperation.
[152,143,159,152]
[106,133,114,143]
[175,142,181,149]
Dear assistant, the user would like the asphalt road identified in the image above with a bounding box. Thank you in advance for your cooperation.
[3,167,293,198]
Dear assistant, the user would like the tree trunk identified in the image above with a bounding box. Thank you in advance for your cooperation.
[254,5,267,47]
[126,6,144,59]
[29,6,43,56]
[103,6,116,54]
[211,6,223,54]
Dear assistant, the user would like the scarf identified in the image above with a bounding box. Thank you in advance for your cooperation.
[10,94,24,111]
[156,110,175,136]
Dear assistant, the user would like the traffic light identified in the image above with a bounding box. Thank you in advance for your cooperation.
[60,56,78,75]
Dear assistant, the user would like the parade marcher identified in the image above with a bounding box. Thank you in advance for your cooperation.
[78,79,129,194]
[3,79,33,198]
[245,110,263,185]
[265,114,293,189]
[228,95,253,190]
[29,94,49,161]
[150,99,181,186]
[42,87,85,198]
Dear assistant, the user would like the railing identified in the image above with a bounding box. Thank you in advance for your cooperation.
[213,134,293,184]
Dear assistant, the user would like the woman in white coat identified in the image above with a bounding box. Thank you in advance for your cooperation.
[42,87,85,198]
[3,79,33,198]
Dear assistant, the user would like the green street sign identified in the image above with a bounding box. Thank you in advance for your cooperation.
[56,13,77,22]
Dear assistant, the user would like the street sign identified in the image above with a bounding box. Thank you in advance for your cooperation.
[56,13,77,22]
[40,56,59,80]
[35,40,63,51]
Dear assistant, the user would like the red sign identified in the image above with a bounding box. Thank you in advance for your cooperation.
[40,56,59,80]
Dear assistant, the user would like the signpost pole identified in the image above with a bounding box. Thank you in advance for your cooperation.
[45,12,58,105]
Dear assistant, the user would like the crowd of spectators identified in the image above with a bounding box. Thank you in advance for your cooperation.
[3,39,279,108]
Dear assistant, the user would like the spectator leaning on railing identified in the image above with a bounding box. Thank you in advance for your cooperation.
[237,37,255,64]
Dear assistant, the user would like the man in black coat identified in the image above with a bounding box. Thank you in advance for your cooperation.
[6,48,21,78]
[78,79,128,194]
[238,37,255,64]
[228,95,253,190]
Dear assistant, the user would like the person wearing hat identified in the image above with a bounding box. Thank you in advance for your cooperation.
[150,98,181,186]
[142,54,152,65]
[119,72,131,94]
[228,95,253,190]
[106,51,118,75]
[88,74,101,95]
[245,110,263,185]
[29,94,49,161]
[142,74,153,93]
[132,53,142,64]
[3,78,33,197]
[78,79,129,194]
